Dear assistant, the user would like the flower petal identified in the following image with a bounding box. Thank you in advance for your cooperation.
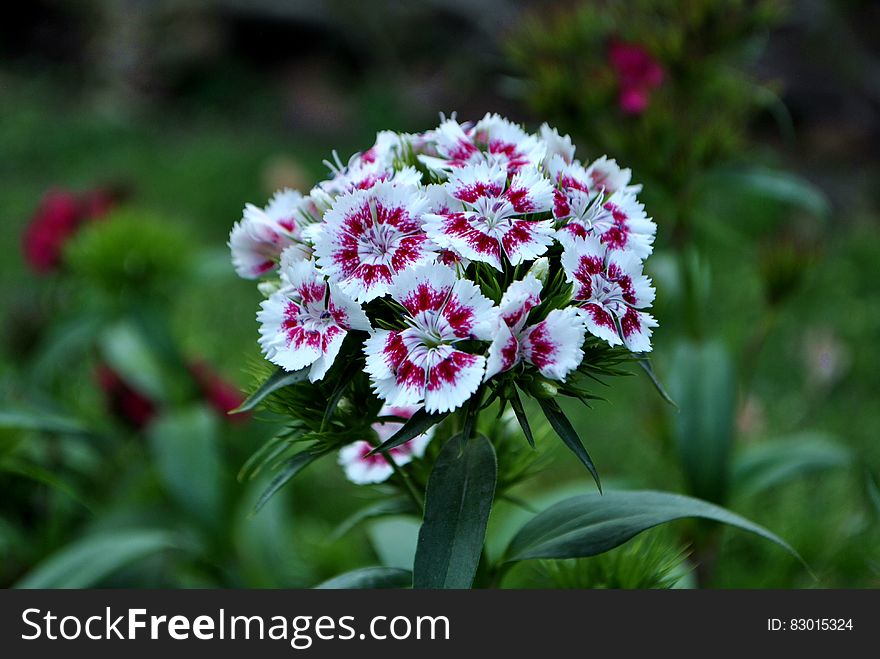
[520,308,587,381]
[505,166,554,214]
[598,191,656,259]
[423,211,504,270]
[620,307,657,352]
[578,303,623,347]
[585,155,641,195]
[498,274,543,332]
[424,349,486,413]
[499,219,555,266]
[561,235,606,299]
[484,321,521,381]
[338,441,395,485]
[229,204,297,279]
[364,330,426,407]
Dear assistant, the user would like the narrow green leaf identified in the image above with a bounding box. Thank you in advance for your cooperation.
[0,409,90,436]
[252,449,326,515]
[413,434,497,589]
[231,367,309,414]
[510,387,535,447]
[635,357,677,408]
[15,529,181,588]
[733,433,851,497]
[866,471,880,522]
[315,567,412,589]
[504,490,803,567]
[238,430,297,482]
[0,460,93,511]
[369,408,450,455]
[537,397,601,492]
[329,497,416,540]
[320,361,360,431]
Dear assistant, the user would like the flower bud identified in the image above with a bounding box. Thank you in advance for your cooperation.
[531,378,558,399]
[258,280,281,298]
[528,257,550,285]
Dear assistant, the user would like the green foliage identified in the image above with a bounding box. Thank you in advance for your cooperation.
[64,208,192,303]
[15,529,183,588]
[507,0,785,192]
[733,433,852,498]
[147,406,224,527]
[534,531,689,589]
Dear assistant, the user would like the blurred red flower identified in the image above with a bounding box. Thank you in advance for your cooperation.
[608,40,665,115]
[95,364,158,430]
[188,360,249,422]
[22,187,118,274]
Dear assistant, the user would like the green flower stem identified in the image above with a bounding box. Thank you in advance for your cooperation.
[382,451,424,514]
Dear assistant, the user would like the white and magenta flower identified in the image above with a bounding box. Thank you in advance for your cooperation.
[364,263,496,413]
[484,275,587,381]
[314,182,435,303]
[562,236,657,352]
[584,155,642,196]
[423,162,554,270]
[539,123,576,168]
[420,114,545,175]
[229,189,314,279]
[258,260,370,381]
[337,404,434,485]
[555,188,656,260]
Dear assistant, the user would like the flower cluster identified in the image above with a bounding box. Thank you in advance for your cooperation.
[231,114,658,484]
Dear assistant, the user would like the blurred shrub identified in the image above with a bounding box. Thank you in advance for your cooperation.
[507,0,785,202]
[63,207,192,304]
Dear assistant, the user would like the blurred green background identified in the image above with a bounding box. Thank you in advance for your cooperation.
[1,0,878,588]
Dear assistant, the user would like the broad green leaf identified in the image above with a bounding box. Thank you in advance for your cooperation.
[99,322,167,401]
[148,406,223,527]
[232,367,310,414]
[537,398,601,491]
[330,497,416,540]
[368,518,420,569]
[370,408,449,455]
[252,448,327,514]
[700,166,830,220]
[315,567,412,589]
[0,409,90,436]
[504,490,802,565]
[15,529,181,588]
[733,433,851,497]
[413,434,497,589]
[510,386,535,447]
[667,340,735,504]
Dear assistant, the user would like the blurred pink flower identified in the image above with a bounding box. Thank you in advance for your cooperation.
[608,40,665,115]
[22,187,117,274]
